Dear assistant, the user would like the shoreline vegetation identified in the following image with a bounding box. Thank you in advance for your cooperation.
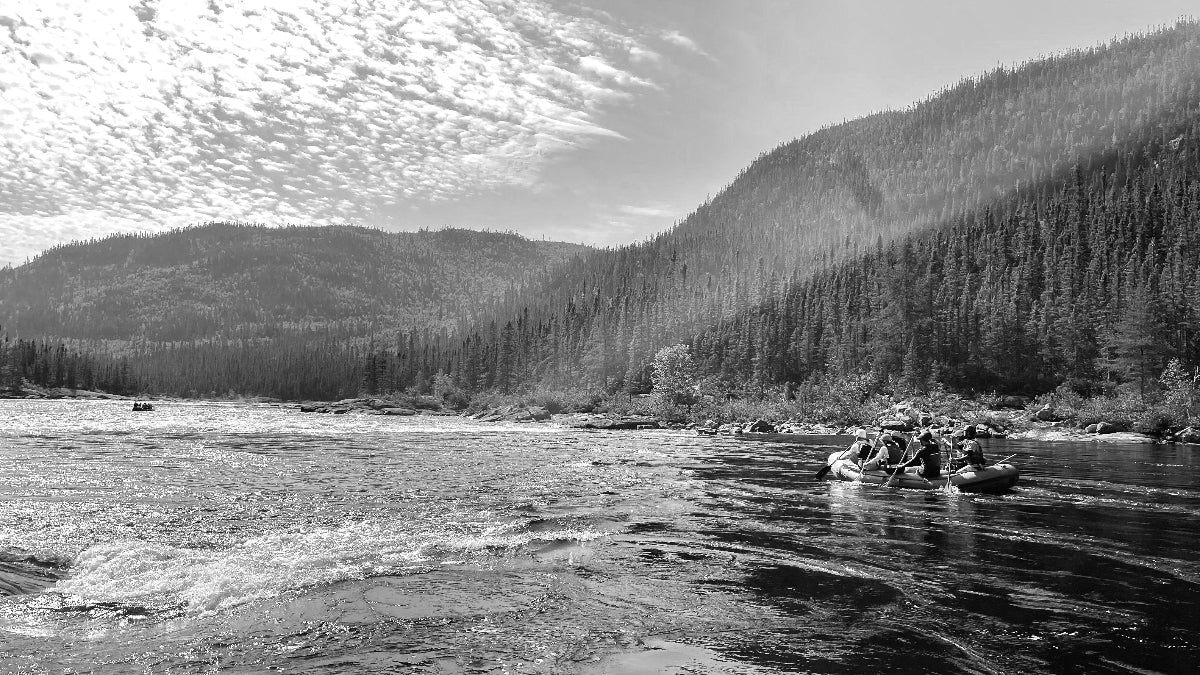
[6,373,1198,445]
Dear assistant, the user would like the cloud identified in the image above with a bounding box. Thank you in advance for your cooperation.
[618,203,679,219]
[0,0,691,265]
[661,29,708,57]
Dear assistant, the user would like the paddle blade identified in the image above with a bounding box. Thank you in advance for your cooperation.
[815,464,832,480]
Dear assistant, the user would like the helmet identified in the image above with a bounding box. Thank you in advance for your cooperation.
[855,428,868,441]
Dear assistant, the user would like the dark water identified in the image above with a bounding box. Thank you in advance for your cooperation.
[1,400,1198,674]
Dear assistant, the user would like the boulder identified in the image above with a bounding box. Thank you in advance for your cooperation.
[973,424,992,438]
[889,403,921,423]
[1085,423,1099,433]
[379,407,416,416]
[1176,427,1200,443]
[995,396,1028,410]
[879,419,914,432]
[1096,422,1118,434]
[747,419,775,433]
[299,404,321,413]
[527,406,552,421]
[1035,405,1060,422]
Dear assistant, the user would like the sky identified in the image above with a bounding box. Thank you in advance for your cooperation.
[0,0,1196,267]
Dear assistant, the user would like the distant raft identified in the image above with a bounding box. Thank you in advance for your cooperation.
[823,452,1019,493]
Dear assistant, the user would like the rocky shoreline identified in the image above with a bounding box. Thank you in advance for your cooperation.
[4,388,1197,444]
[292,397,669,430]
[290,397,1200,444]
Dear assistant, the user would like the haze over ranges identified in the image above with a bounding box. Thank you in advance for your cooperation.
[2,0,1198,267]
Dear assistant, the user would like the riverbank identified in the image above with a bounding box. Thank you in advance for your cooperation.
[286,394,1200,445]
[0,383,127,400]
[7,382,1197,445]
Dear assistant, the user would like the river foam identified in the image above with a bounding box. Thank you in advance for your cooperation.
[50,519,607,615]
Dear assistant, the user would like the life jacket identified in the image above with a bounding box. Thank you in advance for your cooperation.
[918,440,941,476]
[884,437,905,465]
[852,440,874,461]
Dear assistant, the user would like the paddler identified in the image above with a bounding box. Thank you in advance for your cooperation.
[894,428,942,478]
[845,428,875,466]
[960,425,987,469]
[861,429,905,471]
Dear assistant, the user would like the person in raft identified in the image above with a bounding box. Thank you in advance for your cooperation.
[959,426,987,470]
[844,428,876,466]
[893,429,942,478]
[861,431,906,471]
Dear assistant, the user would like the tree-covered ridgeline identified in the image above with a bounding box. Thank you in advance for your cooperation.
[367,22,1200,401]
[0,223,587,341]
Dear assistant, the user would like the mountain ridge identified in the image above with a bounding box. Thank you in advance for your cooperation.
[382,21,1200,396]
[0,222,589,342]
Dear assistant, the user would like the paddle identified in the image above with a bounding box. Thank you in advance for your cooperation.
[882,465,902,488]
[882,432,921,488]
[816,434,876,480]
[852,436,883,483]
[815,446,854,479]
[814,461,835,480]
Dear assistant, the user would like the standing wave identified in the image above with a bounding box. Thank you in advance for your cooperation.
[49,519,608,615]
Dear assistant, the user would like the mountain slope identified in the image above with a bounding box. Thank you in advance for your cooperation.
[0,223,588,341]
[389,21,1200,395]
[692,139,1200,401]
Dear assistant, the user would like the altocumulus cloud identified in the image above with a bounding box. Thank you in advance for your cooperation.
[0,0,662,265]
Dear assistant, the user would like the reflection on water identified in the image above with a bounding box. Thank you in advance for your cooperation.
[1,400,1199,674]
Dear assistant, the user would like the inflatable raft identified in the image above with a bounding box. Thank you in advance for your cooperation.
[946,462,1019,493]
[823,452,1019,493]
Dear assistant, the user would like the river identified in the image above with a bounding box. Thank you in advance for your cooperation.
[1,400,1198,674]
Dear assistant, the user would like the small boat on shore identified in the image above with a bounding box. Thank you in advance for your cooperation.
[823,451,1019,493]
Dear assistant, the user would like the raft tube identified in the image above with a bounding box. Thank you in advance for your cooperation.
[825,452,936,490]
[824,452,1020,493]
[947,464,1019,494]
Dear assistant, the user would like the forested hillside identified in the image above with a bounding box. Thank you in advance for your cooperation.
[691,152,1200,398]
[0,224,587,341]
[368,22,1200,398]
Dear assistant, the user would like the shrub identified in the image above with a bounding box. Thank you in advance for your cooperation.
[1133,409,1174,435]
[1076,387,1144,430]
